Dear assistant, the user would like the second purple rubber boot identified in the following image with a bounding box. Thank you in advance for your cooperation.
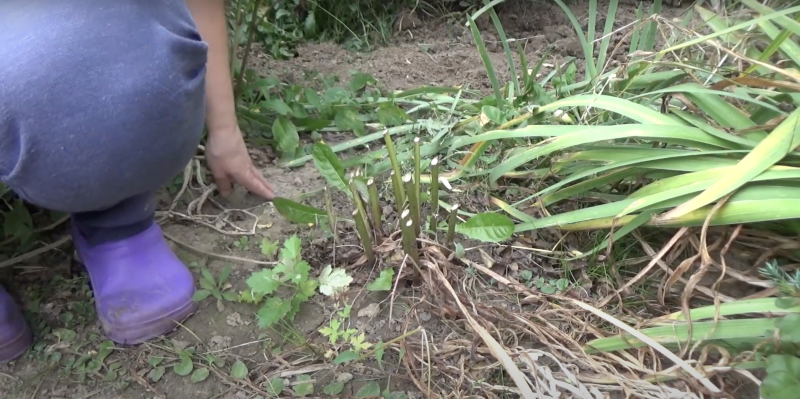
[0,286,32,363]
[72,222,198,345]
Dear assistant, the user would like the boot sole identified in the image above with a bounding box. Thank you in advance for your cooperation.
[0,322,33,363]
[102,299,198,346]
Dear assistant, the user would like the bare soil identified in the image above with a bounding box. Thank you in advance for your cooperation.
[0,2,698,399]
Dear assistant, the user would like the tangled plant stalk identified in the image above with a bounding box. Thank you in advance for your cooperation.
[323,186,338,243]
[366,177,383,244]
[446,204,459,251]
[299,131,460,271]
[384,131,406,208]
[349,178,374,265]
[428,156,440,235]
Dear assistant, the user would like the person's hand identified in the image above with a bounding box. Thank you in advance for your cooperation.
[205,126,276,200]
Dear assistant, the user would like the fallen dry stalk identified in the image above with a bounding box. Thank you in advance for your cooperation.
[423,258,538,399]
[465,259,722,395]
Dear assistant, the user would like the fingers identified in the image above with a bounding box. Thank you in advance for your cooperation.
[242,166,276,200]
[215,175,234,197]
[212,163,275,201]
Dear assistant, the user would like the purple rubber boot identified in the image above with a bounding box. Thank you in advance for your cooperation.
[73,222,198,345]
[0,286,33,363]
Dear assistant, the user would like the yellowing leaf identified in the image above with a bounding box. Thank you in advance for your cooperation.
[318,265,352,296]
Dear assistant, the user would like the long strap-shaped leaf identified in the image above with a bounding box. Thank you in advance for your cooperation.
[488,124,735,185]
[659,107,800,221]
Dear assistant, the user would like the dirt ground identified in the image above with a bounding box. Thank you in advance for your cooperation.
[0,2,694,399]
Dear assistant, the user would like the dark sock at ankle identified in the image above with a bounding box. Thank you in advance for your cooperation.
[76,218,154,247]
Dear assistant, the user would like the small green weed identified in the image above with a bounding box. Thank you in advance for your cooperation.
[193,265,238,311]
[233,236,250,251]
[145,341,221,385]
[519,271,571,294]
[319,304,372,353]
[241,234,352,328]
[260,236,280,259]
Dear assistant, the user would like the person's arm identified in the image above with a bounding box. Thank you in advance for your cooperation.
[183,0,276,200]
[184,0,238,135]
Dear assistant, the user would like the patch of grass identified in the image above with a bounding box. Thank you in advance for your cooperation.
[254,0,800,397]
[229,0,421,60]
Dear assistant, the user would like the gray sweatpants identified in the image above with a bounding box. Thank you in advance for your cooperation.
[0,0,209,245]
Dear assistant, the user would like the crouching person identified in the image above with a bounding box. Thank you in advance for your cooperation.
[0,0,275,362]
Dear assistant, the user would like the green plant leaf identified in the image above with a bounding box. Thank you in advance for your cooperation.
[585,318,779,353]
[199,277,215,291]
[97,340,114,363]
[540,285,556,294]
[272,116,300,154]
[661,107,800,221]
[377,103,409,126]
[222,291,237,302]
[366,268,395,291]
[273,197,328,225]
[318,265,353,296]
[218,265,232,285]
[455,213,514,243]
[230,360,248,379]
[481,105,504,124]
[350,72,376,91]
[664,297,800,322]
[334,350,359,364]
[173,355,193,376]
[280,234,302,263]
[265,377,285,396]
[323,87,350,104]
[260,237,279,258]
[296,279,319,299]
[200,267,215,287]
[777,314,800,343]
[762,354,800,399]
[192,290,211,302]
[283,260,310,284]
[190,368,210,383]
[245,269,280,295]
[334,107,366,136]
[349,333,371,351]
[323,382,345,395]
[257,297,292,328]
[312,142,350,194]
[148,366,165,382]
[262,98,292,115]
[293,375,314,396]
[355,382,381,398]
[304,88,322,109]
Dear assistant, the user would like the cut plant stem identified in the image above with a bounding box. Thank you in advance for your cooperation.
[366,178,383,244]
[323,187,338,243]
[389,170,406,215]
[400,211,420,268]
[384,131,406,206]
[403,174,421,237]
[349,180,374,264]
[413,137,421,212]
[399,209,412,256]
[446,203,459,250]
[428,156,440,234]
